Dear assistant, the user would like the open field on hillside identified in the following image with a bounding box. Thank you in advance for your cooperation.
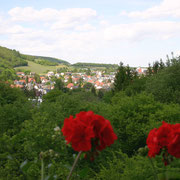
[14,61,67,74]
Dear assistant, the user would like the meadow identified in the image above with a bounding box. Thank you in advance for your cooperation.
[15,61,67,74]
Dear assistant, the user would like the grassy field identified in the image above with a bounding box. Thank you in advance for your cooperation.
[15,61,67,74]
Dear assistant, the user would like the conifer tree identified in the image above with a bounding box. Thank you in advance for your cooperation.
[113,62,132,91]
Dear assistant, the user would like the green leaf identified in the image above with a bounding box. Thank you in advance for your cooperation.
[79,167,89,178]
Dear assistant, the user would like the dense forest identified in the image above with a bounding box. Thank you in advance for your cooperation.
[72,62,118,68]
[0,46,28,69]
[0,52,180,179]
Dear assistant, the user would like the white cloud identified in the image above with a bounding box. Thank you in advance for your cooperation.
[1,4,180,66]
[104,21,180,41]
[75,24,96,31]
[8,7,59,22]
[120,0,180,19]
[99,20,109,27]
[8,7,97,31]
[8,7,97,22]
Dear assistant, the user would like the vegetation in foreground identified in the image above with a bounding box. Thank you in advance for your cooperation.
[0,53,180,179]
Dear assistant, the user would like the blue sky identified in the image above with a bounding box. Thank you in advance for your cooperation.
[0,0,180,66]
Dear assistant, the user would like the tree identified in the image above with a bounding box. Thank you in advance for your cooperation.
[152,61,159,74]
[34,74,41,83]
[0,68,17,81]
[146,63,153,76]
[91,86,96,96]
[159,59,165,70]
[67,75,72,84]
[54,79,69,93]
[86,68,91,75]
[0,82,32,135]
[97,89,104,99]
[54,79,64,91]
[146,61,180,104]
[83,82,93,90]
[113,62,132,92]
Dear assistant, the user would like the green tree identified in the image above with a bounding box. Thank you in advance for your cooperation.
[67,75,72,84]
[97,89,104,99]
[86,68,91,75]
[91,86,96,96]
[54,79,64,91]
[0,82,32,135]
[0,68,17,81]
[113,62,132,92]
[146,61,180,104]
[83,82,93,90]
[34,74,41,83]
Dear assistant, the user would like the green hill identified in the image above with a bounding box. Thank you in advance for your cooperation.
[0,46,28,69]
[0,46,69,70]
[73,62,118,69]
[33,55,69,65]
[0,45,70,79]
[15,60,67,74]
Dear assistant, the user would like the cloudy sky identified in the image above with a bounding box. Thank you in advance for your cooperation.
[0,0,180,66]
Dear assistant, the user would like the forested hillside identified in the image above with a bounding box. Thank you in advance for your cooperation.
[0,46,28,69]
[33,56,70,65]
[0,54,180,179]
[73,62,118,68]
[0,46,69,69]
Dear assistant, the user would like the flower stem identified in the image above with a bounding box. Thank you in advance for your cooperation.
[67,151,82,180]
[148,157,159,180]
[41,158,44,180]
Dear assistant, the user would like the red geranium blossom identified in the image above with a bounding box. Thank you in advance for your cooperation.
[147,121,180,164]
[156,121,172,147]
[146,128,161,157]
[61,111,117,153]
[168,123,180,158]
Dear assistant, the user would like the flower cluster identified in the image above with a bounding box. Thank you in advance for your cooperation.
[147,121,180,160]
[61,111,117,152]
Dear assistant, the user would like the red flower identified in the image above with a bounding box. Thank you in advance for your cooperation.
[61,111,117,153]
[70,122,95,151]
[96,120,117,151]
[146,128,161,157]
[168,124,180,158]
[156,121,172,147]
[147,121,180,161]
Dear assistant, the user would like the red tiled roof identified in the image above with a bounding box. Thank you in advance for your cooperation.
[67,83,74,88]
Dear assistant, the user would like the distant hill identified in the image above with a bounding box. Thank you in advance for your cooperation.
[21,54,70,66]
[0,45,118,73]
[0,46,70,70]
[0,46,28,69]
[33,55,70,65]
[73,62,118,68]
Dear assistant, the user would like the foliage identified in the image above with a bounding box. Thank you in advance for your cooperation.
[0,82,32,135]
[0,46,28,68]
[32,55,69,65]
[73,62,118,69]
[83,82,93,90]
[146,60,180,104]
[94,150,180,180]
[34,58,58,66]
[1,55,180,179]
[0,68,18,81]
[108,92,180,156]
[113,62,133,92]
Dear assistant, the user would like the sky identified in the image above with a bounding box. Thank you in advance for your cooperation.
[0,0,180,66]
